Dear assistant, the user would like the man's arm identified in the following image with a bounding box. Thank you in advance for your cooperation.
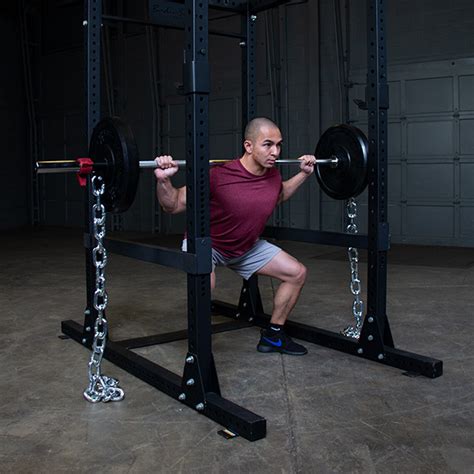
[154,156,186,214]
[278,155,316,203]
[156,178,186,214]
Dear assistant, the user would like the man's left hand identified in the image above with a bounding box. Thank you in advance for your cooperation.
[298,155,317,175]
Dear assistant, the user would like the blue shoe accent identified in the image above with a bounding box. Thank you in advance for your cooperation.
[262,336,283,347]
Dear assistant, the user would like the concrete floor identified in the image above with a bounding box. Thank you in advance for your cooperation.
[1,227,473,473]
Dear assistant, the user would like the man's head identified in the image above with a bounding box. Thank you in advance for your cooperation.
[243,117,283,169]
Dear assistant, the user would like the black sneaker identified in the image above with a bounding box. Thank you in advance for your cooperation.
[257,329,308,356]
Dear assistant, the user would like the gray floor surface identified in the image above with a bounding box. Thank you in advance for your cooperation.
[1,227,473,473]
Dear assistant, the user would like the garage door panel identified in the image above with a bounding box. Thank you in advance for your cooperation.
[407,120,453,156]
[459,119,474,155]
[349,62,474,246]
[406,205,453,238]
[388,122,401,156]
[406,163,453,200]
[459,75,474,111]
[388,163,402,201]
[460,206,474,238]
[406,77,453,114]
[388,204,402,237]
[460,163,474,199]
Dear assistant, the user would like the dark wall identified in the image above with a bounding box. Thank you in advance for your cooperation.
[350,0,474,69]
[0,6,29,229]
[19,0,474,245]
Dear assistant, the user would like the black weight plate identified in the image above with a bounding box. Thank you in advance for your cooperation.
[315,124,368,200]
[89,117,140,213]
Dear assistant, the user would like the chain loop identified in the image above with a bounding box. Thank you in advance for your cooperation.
[341,198,364,339]
[83,175,124,403]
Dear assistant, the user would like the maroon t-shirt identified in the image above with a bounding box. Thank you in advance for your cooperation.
[210,159,282,259]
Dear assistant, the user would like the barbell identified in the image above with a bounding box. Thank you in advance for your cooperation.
[36,116,368,213]
[38,157,340,172]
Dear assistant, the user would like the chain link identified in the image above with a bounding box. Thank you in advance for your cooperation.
[341,198,364,339]
[83,175,124,403]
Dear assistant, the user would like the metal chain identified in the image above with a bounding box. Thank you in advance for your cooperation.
[341,198,364,339]
[83,175,124,403]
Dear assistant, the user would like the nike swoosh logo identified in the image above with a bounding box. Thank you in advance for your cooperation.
[262,337,282,347]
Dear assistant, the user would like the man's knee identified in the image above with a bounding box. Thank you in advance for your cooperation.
[294,262,307,286]
[284,261,306,286]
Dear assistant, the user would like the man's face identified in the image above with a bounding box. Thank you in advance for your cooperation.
[246,125,283,168]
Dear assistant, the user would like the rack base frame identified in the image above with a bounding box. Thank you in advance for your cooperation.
[210,301,443,379]
[61,319,267,441]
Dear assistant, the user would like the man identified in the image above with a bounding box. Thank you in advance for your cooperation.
[154,117,316,356]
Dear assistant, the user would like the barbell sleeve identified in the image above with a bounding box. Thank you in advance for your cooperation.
[36,160,106,174]
[36,160,81,174]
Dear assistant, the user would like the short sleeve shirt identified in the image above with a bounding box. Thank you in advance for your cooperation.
[209,159,282,259]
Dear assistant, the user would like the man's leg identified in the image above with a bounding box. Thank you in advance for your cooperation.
[256,250,307,325]
[256,251,308,355]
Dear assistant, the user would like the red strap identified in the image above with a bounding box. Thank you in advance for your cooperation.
[76,158,94,187]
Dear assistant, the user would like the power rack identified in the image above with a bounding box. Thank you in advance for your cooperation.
[62,0,443,442]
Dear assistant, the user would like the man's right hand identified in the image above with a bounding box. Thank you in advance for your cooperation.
[154,155,179,180]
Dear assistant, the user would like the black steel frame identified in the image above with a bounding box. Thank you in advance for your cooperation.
[62,0,442,445]
[81,0,103,346]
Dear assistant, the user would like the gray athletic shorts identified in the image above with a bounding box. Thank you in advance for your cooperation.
[181,239,281,280]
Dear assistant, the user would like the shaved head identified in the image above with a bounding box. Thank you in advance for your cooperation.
[244,117,279,142]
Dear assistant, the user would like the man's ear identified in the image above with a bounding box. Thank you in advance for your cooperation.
[244,139,253,154]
